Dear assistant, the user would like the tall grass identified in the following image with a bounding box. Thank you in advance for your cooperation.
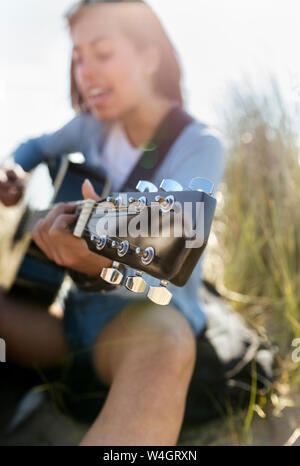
[204,80,300,387]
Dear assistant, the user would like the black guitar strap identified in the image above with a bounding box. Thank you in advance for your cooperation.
[120,105,194,192]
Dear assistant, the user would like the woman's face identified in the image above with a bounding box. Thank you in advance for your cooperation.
[70,5,158,121]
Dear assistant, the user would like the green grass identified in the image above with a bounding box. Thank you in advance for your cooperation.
[204,79,300,394]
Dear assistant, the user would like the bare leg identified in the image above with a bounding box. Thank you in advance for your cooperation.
[0,288,68,368]
[80,301,196,446]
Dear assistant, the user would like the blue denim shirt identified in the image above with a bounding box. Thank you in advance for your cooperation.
[13,111,225,337]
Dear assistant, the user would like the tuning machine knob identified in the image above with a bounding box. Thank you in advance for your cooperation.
[155,194,175,213]
[118,240,130,257]
[136,181,158,193]
[147,280,172,306]
[125,271,147,293]
[135,247,155,266]
[110,239,130,257]
[100,261,123,285]
[90,234,107,251]
[106,196,121,207]
[189,177,214,195]
[160,179,183,192]
[128,196,147,212]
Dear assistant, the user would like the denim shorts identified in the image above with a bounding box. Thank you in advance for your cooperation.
[62,287,132,360]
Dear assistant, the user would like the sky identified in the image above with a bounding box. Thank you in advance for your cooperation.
[1,0,300,159]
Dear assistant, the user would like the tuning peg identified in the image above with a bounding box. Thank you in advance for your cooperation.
[125,271,147,293]
[109,240,130,257]
[100,261,123,285]
[106,196,121,207]
[154,194,175,213]
[117,240,130,257]
[154,195,165,204]
[160,179,183,192]
[135,246,155,266]
[136,181,158,193]
[147,280,172,306]
[90,234,107,251]
[128,196,147,212]
[189,177,214,195]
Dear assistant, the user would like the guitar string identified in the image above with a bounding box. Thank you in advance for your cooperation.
[80,219,189,245]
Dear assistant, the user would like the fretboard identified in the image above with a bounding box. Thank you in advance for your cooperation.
[22,200,85,235]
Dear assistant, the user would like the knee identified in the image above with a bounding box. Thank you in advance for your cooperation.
[149,329,196,379]
[116,325,197,385]
[92,304,197,386]
[94,326,197,388]
[127,304,197,376]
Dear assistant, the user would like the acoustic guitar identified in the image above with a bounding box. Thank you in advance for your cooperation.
[0,143,216,307]
[0,155,110,305]
[1,172,216,306]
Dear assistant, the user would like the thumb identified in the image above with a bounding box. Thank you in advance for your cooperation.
[82,179,101,201]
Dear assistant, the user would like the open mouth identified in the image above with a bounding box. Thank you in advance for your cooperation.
[87,87,112,106]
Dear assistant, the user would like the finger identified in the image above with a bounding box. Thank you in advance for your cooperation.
[6,169,18,182]
[1,196,20,207]
[42,203,77,231]
[82,179,101,201]
[0,187,23,206]
[50,214,78,234]
[32,221,55,260]
[52,202,77,214]
[5,182,23,194]
[49,215,86,268]
[32,209,76,260]
[5,164,26,183]
[33,219,68,266]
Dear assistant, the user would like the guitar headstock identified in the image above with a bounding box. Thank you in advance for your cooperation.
[73,178,216,305]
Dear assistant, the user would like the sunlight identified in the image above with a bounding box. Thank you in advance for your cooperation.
[1,0,300,157]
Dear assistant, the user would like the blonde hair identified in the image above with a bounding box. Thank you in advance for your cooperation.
[66,1,184,113]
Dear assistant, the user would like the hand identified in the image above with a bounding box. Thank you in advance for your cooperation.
[0,164,26,206]
[32,179,113,276]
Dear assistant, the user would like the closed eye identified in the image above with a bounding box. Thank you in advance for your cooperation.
[95,52,113,61]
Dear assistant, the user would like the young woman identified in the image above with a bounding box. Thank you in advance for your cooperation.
[0,0,224,445]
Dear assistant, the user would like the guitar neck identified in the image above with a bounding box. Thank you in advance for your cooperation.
[22,200,85,235]
[22,209,52,235]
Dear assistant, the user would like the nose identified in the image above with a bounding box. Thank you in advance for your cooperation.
[79,58,97,81]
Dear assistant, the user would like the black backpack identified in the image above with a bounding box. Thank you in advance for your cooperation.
[183,281,275,424]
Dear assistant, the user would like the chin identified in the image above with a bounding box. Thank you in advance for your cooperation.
[91,105,122,122]
[91,100,137,122]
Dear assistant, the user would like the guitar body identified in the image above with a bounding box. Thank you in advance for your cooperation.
[0,204,32,291]
[7,238,66,305]
[0,156,109,305]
